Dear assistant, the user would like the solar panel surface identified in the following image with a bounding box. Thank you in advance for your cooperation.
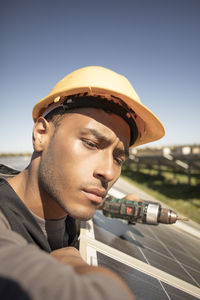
[80,178,200,300]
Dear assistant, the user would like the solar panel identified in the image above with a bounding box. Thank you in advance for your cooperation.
[79,178,200,300]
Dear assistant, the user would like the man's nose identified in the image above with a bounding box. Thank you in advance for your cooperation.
[93,152,116,183]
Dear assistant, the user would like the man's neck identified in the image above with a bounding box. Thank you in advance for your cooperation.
[7,160,67,220]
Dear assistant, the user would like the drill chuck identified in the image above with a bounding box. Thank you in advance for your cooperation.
[101,197,186,225]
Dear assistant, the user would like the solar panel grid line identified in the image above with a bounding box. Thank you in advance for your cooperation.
[174,239,200,267]
[129,225,172,247]
[127,226,200,295]
[161,282,200,300]
[140,225,200,287]
[79,179,200,298]
[127,230,172,300]
[159,281,172,300]
[147,226,200,288]
[97,252,171,299]
[139,247,199,288]
[137,242,200,277]
[93,208,200,287]
[80,218,200,297]
[153,225,200,255]
[80,234,200,299]
[94,197,199,286]
[140,243,180,263]
[145,223,200,265]
[127,230,150,264]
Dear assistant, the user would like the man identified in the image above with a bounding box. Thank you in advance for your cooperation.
[0,66,165,299]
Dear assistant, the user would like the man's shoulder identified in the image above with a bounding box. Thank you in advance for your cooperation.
[0,164,20,179]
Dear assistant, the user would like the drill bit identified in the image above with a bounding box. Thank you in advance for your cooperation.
[177,216,189,221]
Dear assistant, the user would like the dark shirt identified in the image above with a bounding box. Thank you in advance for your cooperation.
[0,178,77,251]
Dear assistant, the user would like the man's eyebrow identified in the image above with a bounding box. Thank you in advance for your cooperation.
[81,128,111,143]
[81,128,129,158]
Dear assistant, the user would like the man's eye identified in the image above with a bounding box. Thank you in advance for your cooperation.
[82,139,98,149]
[114,157,124,166]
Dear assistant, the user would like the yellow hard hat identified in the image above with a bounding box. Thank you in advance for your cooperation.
[32,66,165,147]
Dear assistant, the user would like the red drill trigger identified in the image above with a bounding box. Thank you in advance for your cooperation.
[126,207,132,215]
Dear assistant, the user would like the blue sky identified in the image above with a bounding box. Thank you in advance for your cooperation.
[1,0,200,153]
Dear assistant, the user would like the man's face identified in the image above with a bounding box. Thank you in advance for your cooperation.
[38,108,130,220]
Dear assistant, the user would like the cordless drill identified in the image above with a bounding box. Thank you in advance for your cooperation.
[101,196,188,225]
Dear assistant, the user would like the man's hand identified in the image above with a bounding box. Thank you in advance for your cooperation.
[51,246,87,267]
[124,193,140,201]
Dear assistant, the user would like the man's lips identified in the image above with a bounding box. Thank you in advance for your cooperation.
[82,188,106,204]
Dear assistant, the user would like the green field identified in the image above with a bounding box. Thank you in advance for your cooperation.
[122,161,200,224]
[0,153,32,157]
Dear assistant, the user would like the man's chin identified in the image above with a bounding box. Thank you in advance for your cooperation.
[68,209,95,221]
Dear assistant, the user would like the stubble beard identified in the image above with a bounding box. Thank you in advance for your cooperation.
[38,139,69,216]
[38,145,96,221]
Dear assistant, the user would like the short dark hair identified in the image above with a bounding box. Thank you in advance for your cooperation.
[44,107,67,127]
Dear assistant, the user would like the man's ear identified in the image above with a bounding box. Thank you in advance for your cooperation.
[32,117,53,152]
